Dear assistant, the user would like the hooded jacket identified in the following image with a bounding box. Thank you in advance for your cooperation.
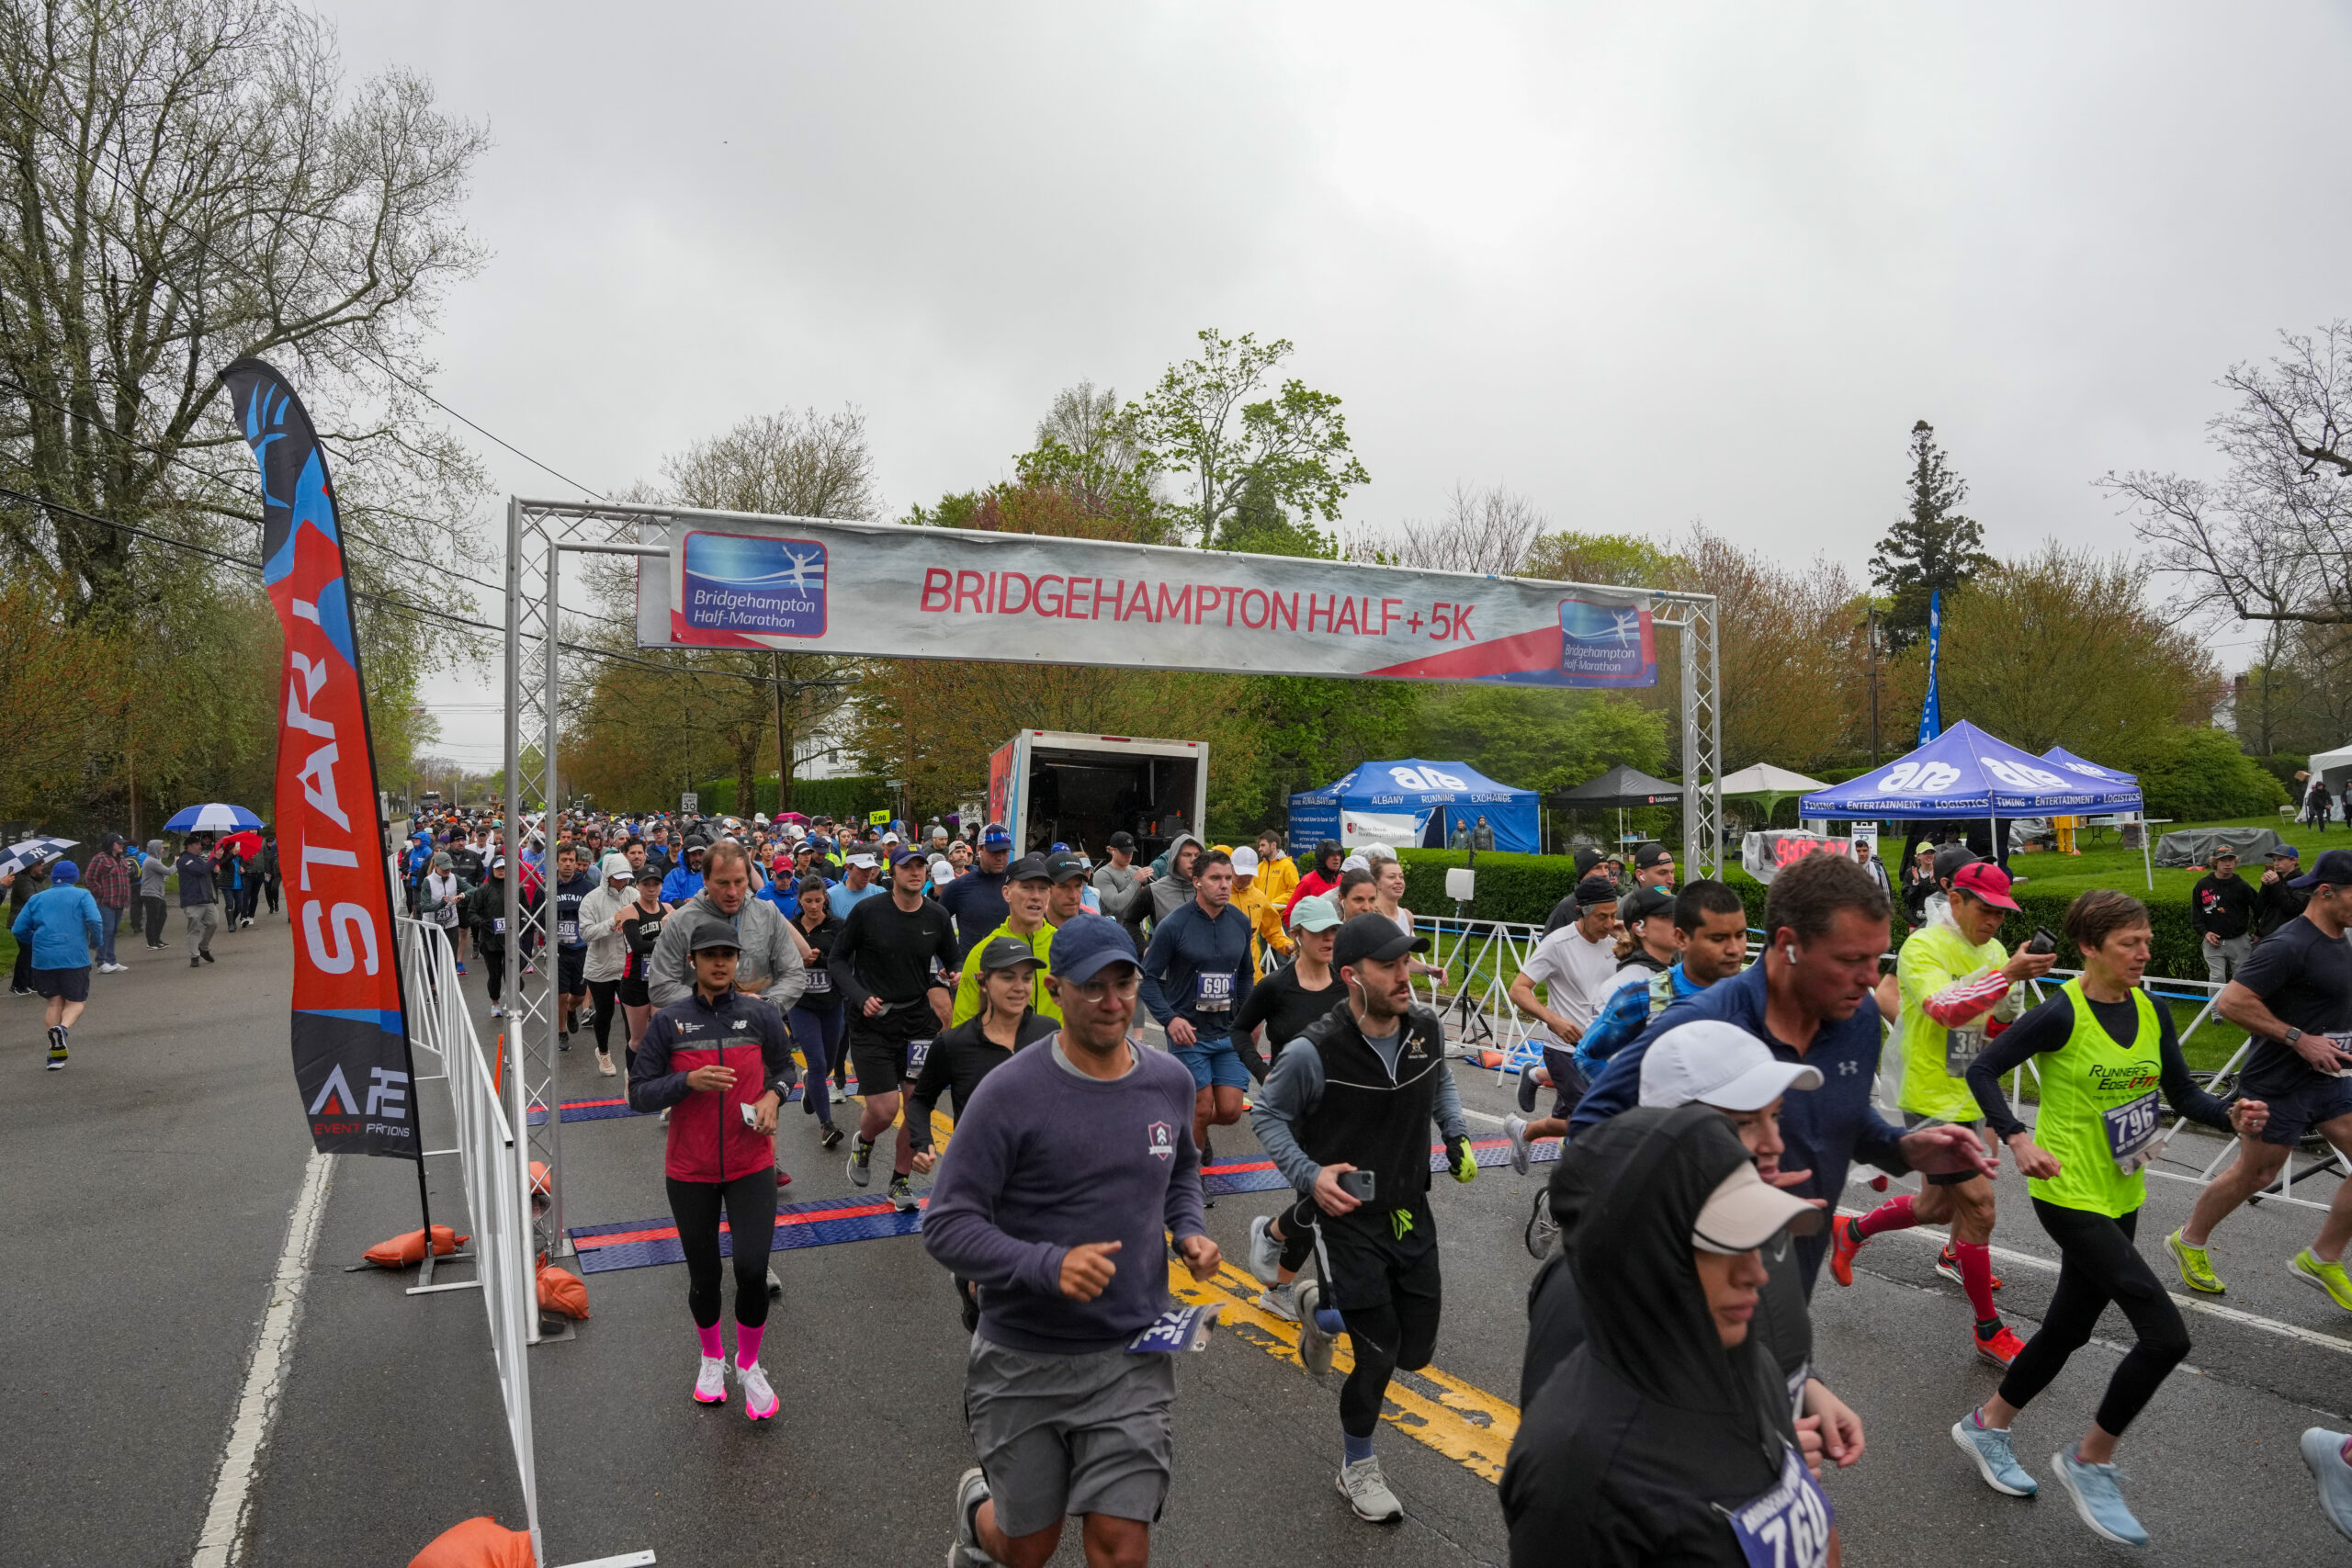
[645,887,808,1010]
[626,985,797,1183]
[1147,832,1202,926]
[1501,1106,1802,1567]
[139,841,170,900]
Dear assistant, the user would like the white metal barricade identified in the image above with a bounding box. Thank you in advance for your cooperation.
[399,919,545,1562]
[1411,916,1544,1075]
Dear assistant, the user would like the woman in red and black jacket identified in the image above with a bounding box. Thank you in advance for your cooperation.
[627,913,799,1420]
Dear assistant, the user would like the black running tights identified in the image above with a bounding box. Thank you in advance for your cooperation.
[480,946,505,1005]
[665,1168,777,1330]
[1339,1292,1442,1438]
[1997,1199,2188,1436]
[1274,1196,1317,1273]
[588,979,620,1052]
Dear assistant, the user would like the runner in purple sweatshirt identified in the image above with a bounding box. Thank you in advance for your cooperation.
[924,913,1222,1568]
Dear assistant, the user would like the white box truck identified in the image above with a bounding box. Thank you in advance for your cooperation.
[987,731,1208,862]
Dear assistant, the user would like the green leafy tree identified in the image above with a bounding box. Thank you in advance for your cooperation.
[1126,330,1369,545]
[1871,421,1992,652]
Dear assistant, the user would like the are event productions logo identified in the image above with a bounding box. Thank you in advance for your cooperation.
[681,531,828,637]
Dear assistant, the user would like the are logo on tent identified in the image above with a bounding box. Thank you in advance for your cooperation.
[1877,761,1962,793]
[1389,766,1469,792]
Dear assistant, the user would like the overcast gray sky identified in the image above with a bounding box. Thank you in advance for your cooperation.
[321,2,2352,771]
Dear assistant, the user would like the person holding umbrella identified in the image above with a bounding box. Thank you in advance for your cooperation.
[13,859,104,1068]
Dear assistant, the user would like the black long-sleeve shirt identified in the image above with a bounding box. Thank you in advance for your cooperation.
[1229,963,1345,1082]
[1964,987,2233,1141]
[828,892,957,1026]
[904,1010,1057,1151]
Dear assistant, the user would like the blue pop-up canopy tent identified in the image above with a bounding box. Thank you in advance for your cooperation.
[1799,722,2145,819]
[1289,760,1541,854]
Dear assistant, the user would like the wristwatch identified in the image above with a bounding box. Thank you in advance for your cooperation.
[2285,1027,2304,1048]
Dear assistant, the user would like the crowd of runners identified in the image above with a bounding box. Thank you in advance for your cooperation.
[377,797,2352,1565]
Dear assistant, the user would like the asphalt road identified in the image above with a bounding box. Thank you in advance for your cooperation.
[6,926,2350,1566]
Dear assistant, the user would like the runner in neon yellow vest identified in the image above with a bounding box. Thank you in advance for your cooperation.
[1828,858,2054,1371]
[1946,888,2266,1548]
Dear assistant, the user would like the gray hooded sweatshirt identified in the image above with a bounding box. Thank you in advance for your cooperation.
[1148,833,1203,927]
[140,841,170,900]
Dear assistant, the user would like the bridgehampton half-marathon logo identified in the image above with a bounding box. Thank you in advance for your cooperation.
[1557,595,1656,685]
[681,531,829,637]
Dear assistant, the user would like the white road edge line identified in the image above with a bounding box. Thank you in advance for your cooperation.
[190,1148,335,1568]
[1835,1203,2352,1358]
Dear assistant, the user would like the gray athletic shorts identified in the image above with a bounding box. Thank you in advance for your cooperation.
[963,1335,1176,1538]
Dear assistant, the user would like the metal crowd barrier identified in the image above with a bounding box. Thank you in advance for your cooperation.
[398,919,546,1562]
[1405,913,2342,1213]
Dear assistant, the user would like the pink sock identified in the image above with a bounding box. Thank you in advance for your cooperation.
[1954,1242,1998,1325]
[1853,1194,1917,1240]
[735,1323,764,1369]
[696,1323,723,1359]
[2339,1435,2351,1466]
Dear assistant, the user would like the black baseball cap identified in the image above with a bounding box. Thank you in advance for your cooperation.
[1006,852,1051,883]
[1573,847,1601,876]
[1106,829,1136,851]
[1931,844,1979,883]
[977,934,1044,974]
[1045,850,1088,885]
[1332,912,1428,971]
[685,913,741,953]
[2290,848,2352,889]
[1634,842,1672,870]
[1622,886,1674,926]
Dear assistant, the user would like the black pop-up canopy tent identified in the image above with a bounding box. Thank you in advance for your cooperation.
[1549,763,1681,850]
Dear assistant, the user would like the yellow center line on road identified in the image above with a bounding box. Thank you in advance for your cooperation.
[1165,1258,1521,1483]
[814,1047,1524,1483]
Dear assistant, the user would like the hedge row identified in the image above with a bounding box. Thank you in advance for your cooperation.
[1394,848,2211,983]
[690,774,893,820]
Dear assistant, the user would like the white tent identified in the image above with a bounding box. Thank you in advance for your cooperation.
[1718,763,1830,796]
[2310,742,2352,795]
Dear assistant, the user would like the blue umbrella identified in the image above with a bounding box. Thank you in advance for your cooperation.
[164,803,264,834]
[0,836,75,877]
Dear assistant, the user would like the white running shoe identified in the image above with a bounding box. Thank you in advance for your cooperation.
[1338,1454,1404,1523]
[1256,1282,1299,1323]
[949,1466,993,1566]
[1247,1213,1282,1284]
[596,1051,616,1077]
[1296,1280,1335,1376]
[1505,1114,1532,1176]
[737,1359,778,1420]
[693,1354,727,1404]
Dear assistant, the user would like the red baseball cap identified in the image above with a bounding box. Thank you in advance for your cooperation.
[1951,860,2020,911]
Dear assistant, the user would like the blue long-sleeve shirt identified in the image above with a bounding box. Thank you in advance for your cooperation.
[1570,958,1910,1292]
[922,1034,1209,1354]
[12,886,103,969]
[1137,899,1256,1042]
[659,864,704,907]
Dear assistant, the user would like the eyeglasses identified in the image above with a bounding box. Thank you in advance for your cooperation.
[1064,974,1141,1003]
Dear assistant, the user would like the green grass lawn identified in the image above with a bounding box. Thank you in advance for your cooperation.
[1994,809,2303,903]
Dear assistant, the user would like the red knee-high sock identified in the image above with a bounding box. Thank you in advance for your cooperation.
[1954,1243,1998,1325]
[1853,1194,1917,1240]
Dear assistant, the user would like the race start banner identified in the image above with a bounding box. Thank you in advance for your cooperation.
[635,513,1657,687]
[220,358,418,1160]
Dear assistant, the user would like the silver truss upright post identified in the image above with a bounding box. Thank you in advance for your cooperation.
[1657,595,1724,880]
[503,499,672,1300]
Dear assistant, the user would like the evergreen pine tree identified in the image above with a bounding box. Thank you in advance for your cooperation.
[1871,420,1993,651]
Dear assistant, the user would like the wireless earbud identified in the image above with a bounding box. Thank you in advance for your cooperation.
[1783,944,1798,964]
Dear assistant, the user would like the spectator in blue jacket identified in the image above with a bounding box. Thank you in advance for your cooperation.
[660,840,707,909]
[13,859,103,1069]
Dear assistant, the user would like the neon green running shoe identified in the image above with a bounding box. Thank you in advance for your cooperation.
[2291,1249,2352,1313]
[2165,1229,2225,1295]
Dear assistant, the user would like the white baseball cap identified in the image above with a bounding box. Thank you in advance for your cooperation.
[1230,846,1260,876]
[1638,1020,1823,1112]
[1340,853,1371,874]
[1692,1160,1823,1254]
[845,851,878,870]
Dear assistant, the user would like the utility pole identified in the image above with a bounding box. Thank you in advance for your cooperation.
[1862,605,1883,765]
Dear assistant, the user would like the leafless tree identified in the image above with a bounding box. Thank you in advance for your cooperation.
[0,0,492,623]
[2102,323,2352,627]
[1349,482,1545,576]
[663,406,882,523]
